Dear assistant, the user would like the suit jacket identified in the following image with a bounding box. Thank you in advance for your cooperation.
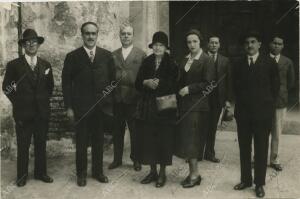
[274,54,295,108]
[112,47,146,105]
[233,54,280,121]
[62,46,115,117]
[214,54,233,106]
[2,56,54,121]
[178,52,216,112]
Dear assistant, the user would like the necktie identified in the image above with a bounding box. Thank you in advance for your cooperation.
[274,56,278,63]
[211,54,216,63]
[249,57,254,67]
[30,57,35,71]
[89,50,94,63]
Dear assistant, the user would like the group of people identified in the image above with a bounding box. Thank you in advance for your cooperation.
[2,21,295,198]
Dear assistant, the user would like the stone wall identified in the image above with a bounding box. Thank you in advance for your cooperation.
[0,1,169,157]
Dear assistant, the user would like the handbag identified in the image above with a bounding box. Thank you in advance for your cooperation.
[156,94,177,111]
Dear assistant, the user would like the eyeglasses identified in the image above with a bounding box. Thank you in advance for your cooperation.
[24,39,38,46]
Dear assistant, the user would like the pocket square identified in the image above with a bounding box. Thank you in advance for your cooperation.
[45,68,50,75]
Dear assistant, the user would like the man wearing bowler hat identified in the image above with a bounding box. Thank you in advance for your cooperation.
[2,29,54,187]
[233,31,279,198]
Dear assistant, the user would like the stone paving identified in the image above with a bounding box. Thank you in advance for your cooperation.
[1,131,300,199]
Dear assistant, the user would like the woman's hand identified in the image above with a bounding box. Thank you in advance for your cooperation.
[143,78,159,90]
[179,86,189,97]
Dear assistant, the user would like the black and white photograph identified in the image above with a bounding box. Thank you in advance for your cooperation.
[0,0,299,198]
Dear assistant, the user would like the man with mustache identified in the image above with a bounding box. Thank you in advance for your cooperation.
[233,31,279,198]
[62,22,115,186]
[109,23,146,171]
[268,34,295,172]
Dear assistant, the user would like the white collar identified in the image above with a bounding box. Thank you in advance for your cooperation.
[25,54,37,65]
[186,48,203,60]
[122,44,133,52]
[270,53,280,59]
[208,51,217,57]
[83,46,96,56]
[247,52,259,63]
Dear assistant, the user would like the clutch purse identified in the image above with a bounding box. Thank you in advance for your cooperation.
[156,94,177,111]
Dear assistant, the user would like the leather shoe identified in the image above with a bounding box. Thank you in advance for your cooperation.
[182,175,201,188]
[180,176,190,185]
[16,177,27,187]
[140,172,158,184]
[108,161,122,170]
[205,156,220,163]
[77,177,86,187]
[234,182,252,190]
[133,161,142,171]
[34,175,53,183]
[255,186,265,198]
[270,163,283,171]
[155,175,166,188]
[92,174,109,183]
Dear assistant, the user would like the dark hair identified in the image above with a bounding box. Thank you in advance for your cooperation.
[269,32,284,44]
[240,30,262,44]
[207,34,220,42]
[185,29,203,46]
[81,22,99,34]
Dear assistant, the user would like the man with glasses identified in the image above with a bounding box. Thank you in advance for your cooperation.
[62,22,115,187]
[2,29,54,187]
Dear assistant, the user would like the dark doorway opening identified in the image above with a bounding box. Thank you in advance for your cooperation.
[169,1,299,108]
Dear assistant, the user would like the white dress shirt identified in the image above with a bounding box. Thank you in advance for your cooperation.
[83,46,96,59]
[247,52,259,66]
[270,53,280,63]
[122,45,133,60]
[25,54,37,70]
[184,48,203,72]
[208,52,218,62]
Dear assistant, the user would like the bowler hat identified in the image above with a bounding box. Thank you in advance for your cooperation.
[18,29,44,46]
[148,31,169,49]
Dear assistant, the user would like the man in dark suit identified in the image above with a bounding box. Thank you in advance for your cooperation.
[108,23,146,171]
[268,34,295,172]
[62,22,115,186]
[233,31,279,198]
[203,35,232,163]
[2,29,54,187]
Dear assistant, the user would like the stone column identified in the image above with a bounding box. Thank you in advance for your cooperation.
[130,1,169,55]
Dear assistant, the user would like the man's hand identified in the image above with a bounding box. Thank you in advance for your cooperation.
[66,108,75,123]
[179,86,189,97]
[143,79,159,90]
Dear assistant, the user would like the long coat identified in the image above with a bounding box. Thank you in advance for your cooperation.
[135,53,178,123]
[233,54,280,121]
[62,46,115,117]
[112,47,146,105]
[2,56,54,121]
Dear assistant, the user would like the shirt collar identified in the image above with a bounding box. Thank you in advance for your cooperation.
[122,44,133,52]
[83,46,96,56]
[247,52,259,63]
[25,53,37,65]
[208,51,217,57]
[270,53,280,59]
[186,48,203,60]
